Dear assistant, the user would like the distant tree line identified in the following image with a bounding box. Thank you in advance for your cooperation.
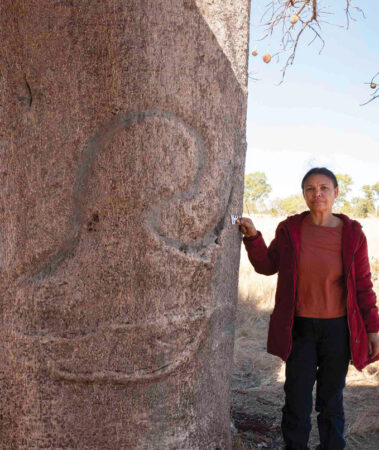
[244,172,379,218]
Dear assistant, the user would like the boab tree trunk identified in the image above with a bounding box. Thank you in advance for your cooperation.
[0,0,250,448]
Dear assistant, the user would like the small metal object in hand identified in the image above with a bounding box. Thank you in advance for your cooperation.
[230,215,241,225]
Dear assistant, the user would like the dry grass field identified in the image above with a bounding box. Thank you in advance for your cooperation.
[231,216,379,449]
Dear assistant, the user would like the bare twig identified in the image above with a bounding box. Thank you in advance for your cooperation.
[248,71,260,82]
[252,0,364,81]
[360,72,379,106]
[345,0,365,28]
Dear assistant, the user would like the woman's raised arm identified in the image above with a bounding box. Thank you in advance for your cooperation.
[239,217,281,276]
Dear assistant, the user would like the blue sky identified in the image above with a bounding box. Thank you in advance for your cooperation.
[245,1,379,202]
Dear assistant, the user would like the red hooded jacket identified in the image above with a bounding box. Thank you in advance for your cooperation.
[243,211,379,371]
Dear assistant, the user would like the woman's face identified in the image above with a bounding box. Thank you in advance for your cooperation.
[302,174,339,214]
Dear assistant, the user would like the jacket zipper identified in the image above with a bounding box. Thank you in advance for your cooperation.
[345,228,362,367]
[284,224,298,360]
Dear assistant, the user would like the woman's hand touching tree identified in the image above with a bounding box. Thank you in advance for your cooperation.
[238,217,258,238]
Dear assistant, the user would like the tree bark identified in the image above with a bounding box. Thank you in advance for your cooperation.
[0,0,250,447]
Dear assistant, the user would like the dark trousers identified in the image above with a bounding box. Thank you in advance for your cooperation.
[281,316,350,450]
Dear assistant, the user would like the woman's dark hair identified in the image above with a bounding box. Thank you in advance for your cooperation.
[301,167,338,190]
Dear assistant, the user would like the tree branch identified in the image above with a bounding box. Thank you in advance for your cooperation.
[252,0,363,81]
[361,72,379,106]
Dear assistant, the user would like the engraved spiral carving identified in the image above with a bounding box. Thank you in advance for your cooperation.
[8,109,234,384]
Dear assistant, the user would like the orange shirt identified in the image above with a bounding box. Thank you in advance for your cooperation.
[295,215,346,318]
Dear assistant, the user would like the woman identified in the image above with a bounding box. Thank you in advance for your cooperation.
[238,167,379,450]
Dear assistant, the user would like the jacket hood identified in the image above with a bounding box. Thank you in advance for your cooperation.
[283,211,362,236]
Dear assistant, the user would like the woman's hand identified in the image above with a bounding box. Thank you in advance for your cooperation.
[238,217,258,238]
[368,332,379,359]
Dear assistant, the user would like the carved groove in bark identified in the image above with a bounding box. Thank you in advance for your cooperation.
[25,108,232,284]
[8,109,237,386]
[8,306,214,384]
